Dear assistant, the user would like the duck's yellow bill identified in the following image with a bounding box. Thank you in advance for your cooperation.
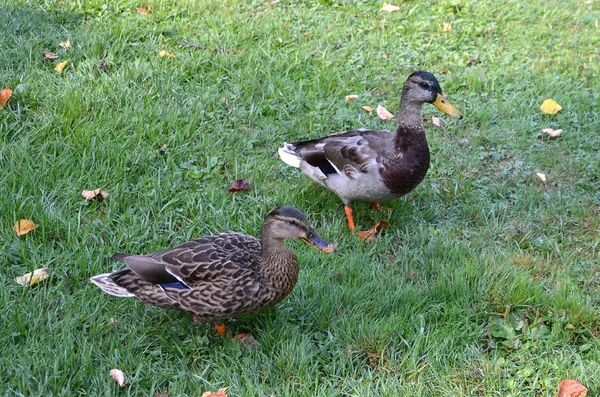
[301,232,336,253]
[433,94,462,119]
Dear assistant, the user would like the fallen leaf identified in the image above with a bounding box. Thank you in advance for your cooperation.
[431,116,441,128]
[542,128,563,137]
[361,105,373,115]
[535,172,547,183]
[345,94,358,102]
[153,391,170,397]
[376,105,394,120]
[109,317,118,325]
[0,87,13,108]
[59,40,71,49]
[227,179,251,193]
[380,2,401,12]
[232,333,258,348]
[14,219,38,236]
[136,7,150,15]
[201,387,229,397]
[158,144,167,154]
[443,22,452,32]
[54,60,68,74]
[110,369,127,387]
[540,98,562,115]
[82,188,109,201]
[558,380,587,397]
[44,51,59,60]
[15,268,49,286]
[158,50,176,59]
[357,220,389,242]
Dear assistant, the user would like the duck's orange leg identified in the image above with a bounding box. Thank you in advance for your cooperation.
[344,206,355,231]
[215,323,227,337]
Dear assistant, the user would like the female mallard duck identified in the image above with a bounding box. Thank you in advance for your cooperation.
[90,206,335,336]
[278,71,462,230]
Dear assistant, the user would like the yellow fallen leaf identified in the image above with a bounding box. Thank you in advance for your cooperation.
[110,369,127,387]
[558,379,587,397]
[201,388,229,397]
[82,188,109,201]
[14,219,38,236]
[376,105,394,120]
[443,22,452,32]
[158,50,176,59]
[15,268,49,286]
[136,7,151,15]
[345,94,358,102]
[542,128,563,137]
[535,172,547,183]
[0,87,13,108]
[540,98,562,115]
[380,2,401,12]
[55,60,68,74]
[431,116,441,128]
[362,105,373,115]
[59,40,71,50]
[44,51,59,60]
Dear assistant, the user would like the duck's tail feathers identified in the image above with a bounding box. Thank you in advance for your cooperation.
[90,272,135,298]
[278,142,302,168]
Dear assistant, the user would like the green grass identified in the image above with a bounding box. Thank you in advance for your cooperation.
[1,0,599,395]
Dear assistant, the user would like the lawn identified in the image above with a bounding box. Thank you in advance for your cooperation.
[1,0,599,395]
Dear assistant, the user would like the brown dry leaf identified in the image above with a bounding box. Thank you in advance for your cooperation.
[82,189,109,201]
[376,105,394,120]
[232,333,258,348]
[201,388,229,397]
[110,369,127,387]
[431,116,441,128]
[136,7,151,15]
[535,172,547,183]
[357,220,389,242]
[345,94,358,102]
[153,391,169,397]
[59,40,71,50]
[227,179,251,193]
[158,50,176,59]
[361,105,373,115]
[14,219,38,236]
[540,98,562,115]
[542,128,563,137]
[44,51,59,60]
[0,87,13,108]
[54,60,68,74]
[15,268,49,287]
[380,2,401,12]
[558,380,587,397]
[443,22,452,32]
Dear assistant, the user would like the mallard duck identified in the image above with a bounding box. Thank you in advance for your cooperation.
[278,71,462,230]
[90,206,335,336]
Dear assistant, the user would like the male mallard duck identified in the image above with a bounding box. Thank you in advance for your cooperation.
[90,206,335,336]
[278,71,462,230]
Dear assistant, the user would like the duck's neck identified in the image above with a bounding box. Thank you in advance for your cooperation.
[259,225,300,299]
[394,98,427,151]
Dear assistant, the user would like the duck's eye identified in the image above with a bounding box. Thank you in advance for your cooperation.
[420,82,430,89]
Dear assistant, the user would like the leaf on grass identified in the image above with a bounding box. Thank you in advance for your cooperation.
[376,105,394,120]
[232,333,258,348]
[558,380,587,397]
[535,172,547,183]
[540,98,562,115]
[44,51,59,60]
[14,219,38,236]
[153,391,170,397]
[59,40,71,49]
[158,144,167,154]
[357,220,389,242]
[15,268,49,286]
[0,87,13,108]
[158,50,176,59]
[82,188,109,201]
[380,3,401,12]
[55,60,68,74]
[110,369,127,387]
[542,128,563,137]
[431,116,441,128]
[361,105,373,115]
[443,22,452,32]
[345,94,358,102]
[201,387,229,397]
[136,7,151,15]
[227,179,251,193]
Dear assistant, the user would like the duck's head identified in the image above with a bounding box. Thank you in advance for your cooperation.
[264,206,336,253]
[404,71,463,119]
